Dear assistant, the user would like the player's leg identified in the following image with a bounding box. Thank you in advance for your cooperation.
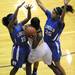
[28,41,46,75]
[32,62,39,75]
[52,41,66,75]
[28,50,39,75]
[26,61,32,75]
[42,42,61,75]
[10,67,19,75]
[48,63,61,75]
[10,45,19,75]
[25,45,32,75]
[10,45,31,75]
[54,61,66,75]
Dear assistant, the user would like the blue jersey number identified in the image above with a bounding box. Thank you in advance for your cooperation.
[21,36,26,43]
[45,29,52,36]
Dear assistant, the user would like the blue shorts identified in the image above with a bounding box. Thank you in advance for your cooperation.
[46,41,62,61]
[11,44,30,68]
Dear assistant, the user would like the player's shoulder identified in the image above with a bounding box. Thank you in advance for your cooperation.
[45,9,51,17]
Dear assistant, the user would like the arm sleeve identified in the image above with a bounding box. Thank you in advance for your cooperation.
[45,9,51,18]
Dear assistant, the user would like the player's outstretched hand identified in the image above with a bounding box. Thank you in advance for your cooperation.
[24,4,33,10]
[17,1,25,8]
[64,0,71,5]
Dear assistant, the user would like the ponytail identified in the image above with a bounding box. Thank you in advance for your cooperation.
[61,5,74,13]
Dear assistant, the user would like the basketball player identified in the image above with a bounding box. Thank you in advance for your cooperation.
[36,0,74,75]
[25,17,63,75]
[28,17,42,75]
[2,2,32,75]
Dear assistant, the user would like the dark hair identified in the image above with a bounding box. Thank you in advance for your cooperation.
[31,17,40,30]
[2,16,9,27]
[7,13,13,20]
[2,13,13,27]
[54,7,63,16]
[54,5,74,16]
[61,5,74,13]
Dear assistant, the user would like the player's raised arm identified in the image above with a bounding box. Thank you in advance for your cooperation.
[36,0,47,13]
[20,4,32,25]
[60,0,70,22]
[61,0,74,23]
[8,1,25,31]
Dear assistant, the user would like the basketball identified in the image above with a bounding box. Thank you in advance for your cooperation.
[25,26,37,37]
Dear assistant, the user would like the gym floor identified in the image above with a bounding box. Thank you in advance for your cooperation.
[0,0,75,75]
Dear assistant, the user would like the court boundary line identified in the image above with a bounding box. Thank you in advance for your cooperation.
[62,31,75,35]
[62,51,75,57]
[0,51,75,68]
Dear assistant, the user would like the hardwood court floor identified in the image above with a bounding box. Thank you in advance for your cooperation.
[0,0,75,75]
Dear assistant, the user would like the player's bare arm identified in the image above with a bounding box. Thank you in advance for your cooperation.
[60,0,70,22]
[36,0,47,13]
[21,4,32,25]
[8,1,25,32]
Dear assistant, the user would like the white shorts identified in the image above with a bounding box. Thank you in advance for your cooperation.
[28,39,52,65]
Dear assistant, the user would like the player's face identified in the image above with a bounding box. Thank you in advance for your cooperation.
[51,10,57,19]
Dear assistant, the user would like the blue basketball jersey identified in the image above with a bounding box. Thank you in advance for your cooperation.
[11,23,28,45]
[9,23,30,68]
[44,10,64,43]
[44,10,65,61]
